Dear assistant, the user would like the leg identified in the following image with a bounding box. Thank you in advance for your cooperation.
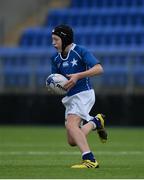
[81,122,94,136]
[65,114,91,153]
[66,114,99,168]
[66,129,76,146]
[90,114,108,143]
[67,113,108,146]
[81,114,108,143]
[62,90,100,168]
[66,120,94,146]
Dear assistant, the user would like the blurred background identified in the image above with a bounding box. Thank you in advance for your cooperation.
[0,0,144,126]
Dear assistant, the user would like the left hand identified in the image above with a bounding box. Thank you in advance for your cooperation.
[64,74,79,90]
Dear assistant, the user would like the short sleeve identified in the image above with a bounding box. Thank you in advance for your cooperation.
[51,55,60,74]
[82,47,100,68]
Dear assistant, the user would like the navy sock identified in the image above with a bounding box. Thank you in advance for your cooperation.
[91,117,102,129]
[82,152,95,162]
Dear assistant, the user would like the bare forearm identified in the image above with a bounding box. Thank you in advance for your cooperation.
[64,64,104,90]
[77,64,104,80]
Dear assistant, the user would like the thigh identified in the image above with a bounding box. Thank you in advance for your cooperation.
[66,114,81,128]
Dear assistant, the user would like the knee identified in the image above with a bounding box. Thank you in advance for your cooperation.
[68,140,76,146]
[67,134,76,146]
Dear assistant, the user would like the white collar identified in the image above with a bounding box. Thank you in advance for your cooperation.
[59,43,76,60]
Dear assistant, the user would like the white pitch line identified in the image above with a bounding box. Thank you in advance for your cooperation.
[0,151,143,156]
[0,142,141,147]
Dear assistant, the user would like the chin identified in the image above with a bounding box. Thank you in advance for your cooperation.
[57,49,62,53]
[54,46,62,52]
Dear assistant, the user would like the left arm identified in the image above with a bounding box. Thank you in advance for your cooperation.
[64,64,103,90]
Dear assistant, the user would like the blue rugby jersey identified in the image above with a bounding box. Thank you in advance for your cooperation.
[51,44,100,96]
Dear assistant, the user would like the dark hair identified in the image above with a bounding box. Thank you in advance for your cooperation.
[52,24,74,52]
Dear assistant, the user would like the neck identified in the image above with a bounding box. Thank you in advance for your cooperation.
[60,44,73,58]
[63,43,73,53]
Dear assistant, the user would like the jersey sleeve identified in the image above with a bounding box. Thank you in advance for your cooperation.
[81,47,100,68]
[51,55,60,74]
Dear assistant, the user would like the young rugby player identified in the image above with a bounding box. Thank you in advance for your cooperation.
[51,24,108,168]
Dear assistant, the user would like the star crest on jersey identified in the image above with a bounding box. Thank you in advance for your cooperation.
[71,58,78,67]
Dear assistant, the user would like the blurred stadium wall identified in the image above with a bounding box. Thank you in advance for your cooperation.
[0,0,144,126]
[0,0,68,45]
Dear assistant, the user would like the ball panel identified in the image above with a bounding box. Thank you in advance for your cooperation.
[46,74,68,95]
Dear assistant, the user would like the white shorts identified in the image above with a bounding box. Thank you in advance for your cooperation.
[62,89,95,122]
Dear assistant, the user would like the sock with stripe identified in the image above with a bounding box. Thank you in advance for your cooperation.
[90,117,102,130]
[82,151,95,162]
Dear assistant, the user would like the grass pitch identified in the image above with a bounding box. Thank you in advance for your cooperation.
[0,126,144,178]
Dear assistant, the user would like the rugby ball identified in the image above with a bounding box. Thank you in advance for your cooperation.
[46,73,68,95]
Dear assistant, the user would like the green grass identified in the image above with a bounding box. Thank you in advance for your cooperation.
[0,126,144,178]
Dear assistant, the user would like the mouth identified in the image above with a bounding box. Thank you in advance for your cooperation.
[53,44,58,48]
[53,45,57,50]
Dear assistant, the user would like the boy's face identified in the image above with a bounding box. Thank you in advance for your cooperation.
[52,34,62,52]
